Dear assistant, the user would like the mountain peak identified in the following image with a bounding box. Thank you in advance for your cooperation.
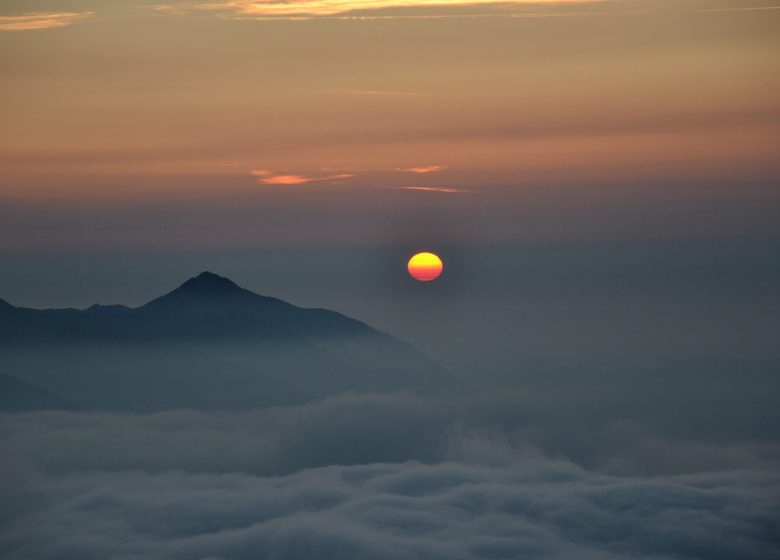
[176,271,243,294]
[142,271,249,309]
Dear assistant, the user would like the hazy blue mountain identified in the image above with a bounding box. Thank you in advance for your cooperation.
[0,372,77,411]
[0,272,450,411]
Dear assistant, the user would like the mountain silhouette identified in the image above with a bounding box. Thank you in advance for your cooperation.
[0,372,77,412]
[0,272,451,411]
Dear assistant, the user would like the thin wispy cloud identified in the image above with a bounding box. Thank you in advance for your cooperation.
[342,89,431,97]
[399,165,447,174]
[252,169,354,185]
[148,4,193,16]
[0,12,94,31]
[151,1,780,21]
[696,5,780,13]
[395,186,477,194]
[183,0,606,19]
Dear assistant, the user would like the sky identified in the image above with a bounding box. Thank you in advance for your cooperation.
[2,0,779,374]
[1,0,778,227]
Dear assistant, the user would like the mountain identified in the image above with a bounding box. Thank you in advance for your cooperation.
[0,272,451,411]
[0,372,77,412]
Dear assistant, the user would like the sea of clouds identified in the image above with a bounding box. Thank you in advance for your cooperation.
[2,392,779,559]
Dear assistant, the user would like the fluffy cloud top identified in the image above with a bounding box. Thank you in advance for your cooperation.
[2,445,778,559]
[1,392,779,559]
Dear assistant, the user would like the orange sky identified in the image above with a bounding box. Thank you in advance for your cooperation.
[0,0,778,251]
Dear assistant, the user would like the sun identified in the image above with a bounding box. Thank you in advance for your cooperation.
[407,252,443,282]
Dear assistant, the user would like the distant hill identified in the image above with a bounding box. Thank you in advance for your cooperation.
[0,372,76,412]
[0,272,451,411]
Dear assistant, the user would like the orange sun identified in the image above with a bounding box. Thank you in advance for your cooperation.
[407,252,443,282]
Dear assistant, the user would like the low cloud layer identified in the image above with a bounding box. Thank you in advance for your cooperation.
[4,392,778,478]
[1,392,779,559]
[3,456,778,560]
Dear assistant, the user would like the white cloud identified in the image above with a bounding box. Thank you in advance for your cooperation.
[2,433,778,559]
[2,392,779,559]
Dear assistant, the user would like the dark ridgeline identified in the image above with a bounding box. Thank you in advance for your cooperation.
[0,272,451,411]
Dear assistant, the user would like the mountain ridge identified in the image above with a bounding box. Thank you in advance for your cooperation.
[0,272,451,411]
[0,372,77,412]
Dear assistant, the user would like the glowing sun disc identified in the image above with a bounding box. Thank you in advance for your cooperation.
[408,252,443,282]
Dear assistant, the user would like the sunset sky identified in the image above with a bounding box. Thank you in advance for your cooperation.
[0,0,778,358]
[3,5,780,558]
[2,0,778,251]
